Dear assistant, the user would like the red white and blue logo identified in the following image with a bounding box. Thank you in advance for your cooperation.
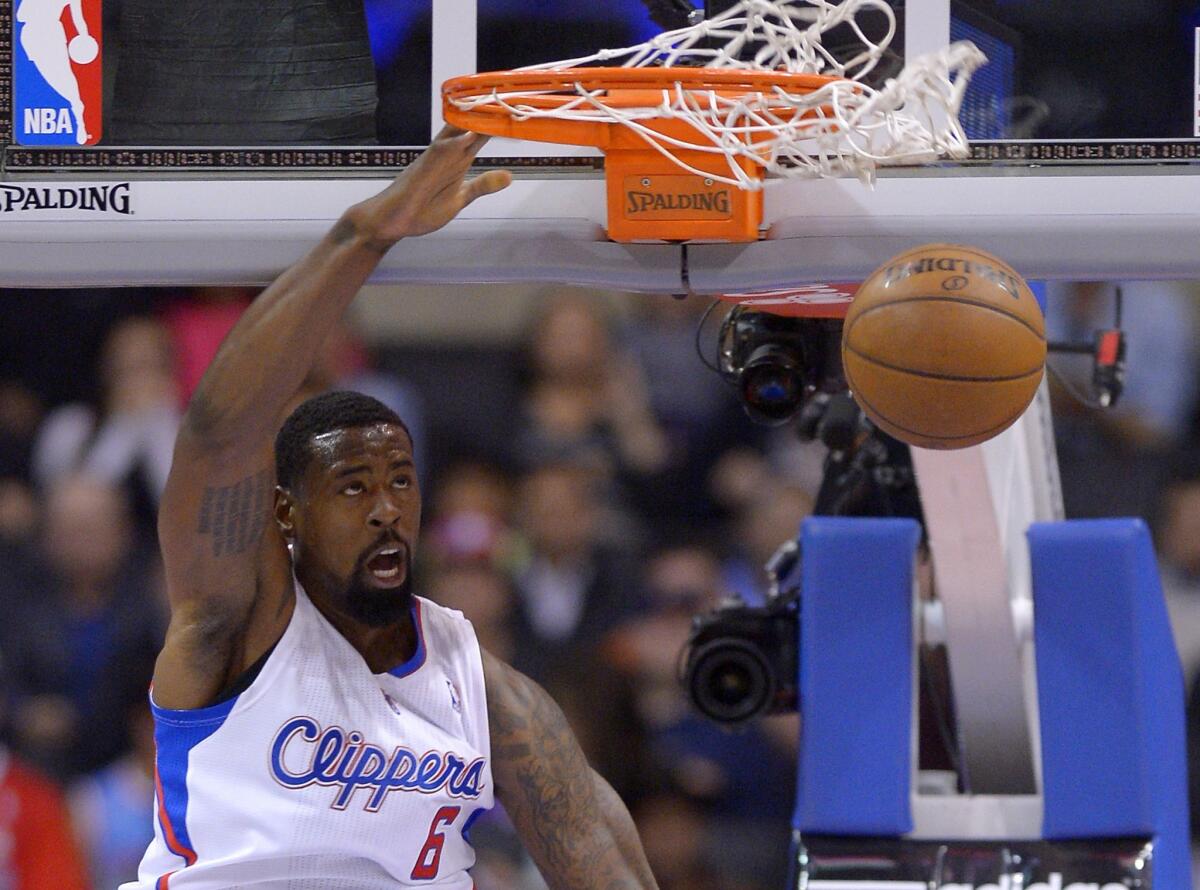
[13,0,103,145]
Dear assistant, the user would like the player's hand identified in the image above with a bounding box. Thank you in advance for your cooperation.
[356,126,512,246]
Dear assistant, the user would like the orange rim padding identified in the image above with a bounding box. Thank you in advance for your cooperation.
[443,67,842,243]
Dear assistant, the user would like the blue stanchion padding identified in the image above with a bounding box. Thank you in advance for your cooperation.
[1028,280,1048,317]
[794,517,920,835]
[1029,520,1190,887]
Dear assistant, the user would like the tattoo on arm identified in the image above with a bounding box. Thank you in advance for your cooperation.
[490,665,655,890]
[197,470,272,557]
[592,771,657,888]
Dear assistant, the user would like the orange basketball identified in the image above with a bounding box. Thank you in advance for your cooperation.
[841,243,1046,450]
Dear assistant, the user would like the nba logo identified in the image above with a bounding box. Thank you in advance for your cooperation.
[13,0,103,145]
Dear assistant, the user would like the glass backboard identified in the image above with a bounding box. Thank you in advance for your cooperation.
[3,0,1200,291]
[5,0,1200,170]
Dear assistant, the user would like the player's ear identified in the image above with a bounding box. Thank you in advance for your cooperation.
[274,486,298,539]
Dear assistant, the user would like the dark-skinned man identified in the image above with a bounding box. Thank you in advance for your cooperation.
[122,128,658,890]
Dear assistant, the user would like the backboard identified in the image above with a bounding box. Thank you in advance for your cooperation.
[2,0,1200,288]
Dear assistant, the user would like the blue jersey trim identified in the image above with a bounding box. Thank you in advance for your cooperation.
[151,690,240,867]
[150,688,241,726]
[461,805,490,846]
[386,599,427,678]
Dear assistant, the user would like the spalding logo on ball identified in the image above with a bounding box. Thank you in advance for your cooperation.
[842,243,1046,450]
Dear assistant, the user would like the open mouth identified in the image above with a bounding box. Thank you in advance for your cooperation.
[365,546,407,584]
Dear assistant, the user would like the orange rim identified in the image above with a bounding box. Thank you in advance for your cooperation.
[443,66,840,108]
[443,67,844,150]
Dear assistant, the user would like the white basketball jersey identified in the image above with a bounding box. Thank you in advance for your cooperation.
[122,587,493,890]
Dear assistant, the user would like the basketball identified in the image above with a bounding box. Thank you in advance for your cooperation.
[69,34,99,65]
[841,243,1046,450]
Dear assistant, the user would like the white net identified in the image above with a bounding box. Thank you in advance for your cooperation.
[448,0,987,188]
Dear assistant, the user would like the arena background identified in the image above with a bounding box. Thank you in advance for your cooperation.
[4,0,1200,886]
[3,279,1200,888]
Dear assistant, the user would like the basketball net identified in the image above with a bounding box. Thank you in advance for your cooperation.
[447,0,987,189]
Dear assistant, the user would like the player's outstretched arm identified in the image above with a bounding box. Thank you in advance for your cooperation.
[153,130,510,710]
[174,127,508,449]
[482,651,658,890]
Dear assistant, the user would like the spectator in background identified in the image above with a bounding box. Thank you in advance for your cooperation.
[509,462,641,683]
[0,383,43,634]
[0,381,43,484]
[160,287,253,404]
[512,294,668,491]
[70,649,157,889]
[618,295,752,532]
[0,652,90,890]
[0,476,41,669]
[632,786,763,890]
[422,460,518,580]
[719,479,814,605]
[426,561,519,664]
[2,475,163,780]
[0,477,38,560]
[1154,467,1200,690]
[303,319,428,482]
[606,544,792,889]
[605,545,724,734]
[32,316,181,530]
[430,460,513,526]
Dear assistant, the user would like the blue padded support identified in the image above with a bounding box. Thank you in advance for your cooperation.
[794,517,920,835]
[1028,280,1048,316]
[1029,519,1189,887]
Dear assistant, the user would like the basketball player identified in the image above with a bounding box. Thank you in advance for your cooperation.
[124,128,658,888]
[16,0,93,144]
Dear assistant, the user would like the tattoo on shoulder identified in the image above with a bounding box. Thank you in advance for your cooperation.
[197,469,273,557]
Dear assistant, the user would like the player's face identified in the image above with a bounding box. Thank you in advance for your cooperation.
[292,423,421,627]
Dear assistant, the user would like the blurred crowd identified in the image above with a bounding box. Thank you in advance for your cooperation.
[2,282,1200,888]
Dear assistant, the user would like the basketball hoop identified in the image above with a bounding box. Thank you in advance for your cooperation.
[442,0,986,243]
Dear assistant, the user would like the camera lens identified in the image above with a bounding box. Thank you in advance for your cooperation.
[740,344,806,425]
[686,637,776,725]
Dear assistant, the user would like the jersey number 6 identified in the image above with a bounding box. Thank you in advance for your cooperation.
[410,806,462,880]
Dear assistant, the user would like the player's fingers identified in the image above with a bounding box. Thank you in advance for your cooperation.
[462,170,512,205]
[453,130,491,161]
[436,123,467,141]
[435,125,486,149]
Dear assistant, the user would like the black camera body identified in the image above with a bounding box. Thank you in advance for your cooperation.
[687,306,923,727]
[718,307,845,425]
[683,591,799,725]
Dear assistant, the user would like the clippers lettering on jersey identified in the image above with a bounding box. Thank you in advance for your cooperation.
[270,716,487,812]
